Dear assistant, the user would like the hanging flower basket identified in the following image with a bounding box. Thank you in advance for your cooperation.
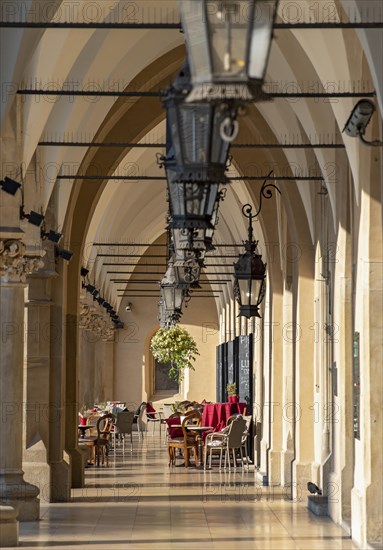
[150,325,200,382]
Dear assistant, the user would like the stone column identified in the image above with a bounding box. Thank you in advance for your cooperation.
[281,279,294,487]
[0,240,41,522]
[22,269,70,503]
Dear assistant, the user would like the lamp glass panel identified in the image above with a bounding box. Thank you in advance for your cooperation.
[180,1,211,82]
[207,1,249,79]
[248,1,276,79]
[185,183,206,215]
[169,181,185,216]
[238,277,262,306]
[179,104,211,164]
[163,286,175,310]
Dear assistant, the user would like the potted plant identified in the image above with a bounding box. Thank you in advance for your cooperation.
[150,325,200,382]
[226,382,238,403]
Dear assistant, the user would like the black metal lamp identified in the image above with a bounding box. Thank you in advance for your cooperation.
[233,176,280,318]
[233,204,266,318]
[161,62,237,229]
[179,0,279,102]
[159,259,186,316]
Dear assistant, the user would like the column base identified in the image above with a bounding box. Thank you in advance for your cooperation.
[281,449,294,486]
[66,447,85,488]
[0,505,18,547]
[0,472,39,522]
[49,461,71,502]
[268,450,282,485]
[292,461,312,501]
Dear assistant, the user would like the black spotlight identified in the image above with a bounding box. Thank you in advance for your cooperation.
[103,302,111,310]
[114,321,124,329]
[42,229,63,243]
[21,209,45,227]
[1,177,21,196]
[97,297,105,306]
[56,248,74,262]
[81,267,89,277]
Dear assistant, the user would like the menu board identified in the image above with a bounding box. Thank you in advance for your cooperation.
[237,335,252,409]
[216,344,223,402]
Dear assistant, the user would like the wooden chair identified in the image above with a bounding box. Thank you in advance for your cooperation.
[86,413,115,466]
[167,410,201,467]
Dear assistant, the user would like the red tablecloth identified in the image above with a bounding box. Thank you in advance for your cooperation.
[202,402,246,429]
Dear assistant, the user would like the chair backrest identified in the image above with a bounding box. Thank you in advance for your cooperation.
[96,413,115,440]
[226,416,247,448]
[87,413,101,436]
[115,411,135,434]
[181,409,201,436]
[137,403,147,431]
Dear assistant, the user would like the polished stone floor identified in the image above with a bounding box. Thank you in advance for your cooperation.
[17,432,358,549]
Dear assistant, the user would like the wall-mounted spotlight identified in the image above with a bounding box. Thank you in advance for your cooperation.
[56,248,74,262]
[343,99,383,146]
[0,177,21,195]
[21,208,45,227]
[81,267,89,278]
[96,297,105,306]
[125,302,132,312]
[41,229,63,243]
[114,321,124,329]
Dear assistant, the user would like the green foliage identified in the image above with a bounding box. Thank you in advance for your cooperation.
[150,325,200,382]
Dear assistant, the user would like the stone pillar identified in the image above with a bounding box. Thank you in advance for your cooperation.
[22,269,70,503]
[293,271,316,499]
[281,280,294,487]
[0,240,41,522]
[267,288,283,485]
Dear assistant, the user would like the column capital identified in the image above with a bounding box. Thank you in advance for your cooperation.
[0,239,45,283]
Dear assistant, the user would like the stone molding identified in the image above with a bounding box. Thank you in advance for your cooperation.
[79,303,114,341]
[0,240,45,283]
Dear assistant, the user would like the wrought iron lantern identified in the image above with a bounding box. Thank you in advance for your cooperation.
[233,204,266,318]
[161,62,237,229]
[233,176,280,318]
[159,258,187,318]
[179,0,279,102]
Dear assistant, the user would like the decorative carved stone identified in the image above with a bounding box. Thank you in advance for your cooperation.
[0,239,45,283]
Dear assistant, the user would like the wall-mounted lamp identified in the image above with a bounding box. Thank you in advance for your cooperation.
[125,302,132,312]
[21,208,45,227]
[233,174,280,318]
[343,99,383,146]
[0,177,21,195]
[41,229,63,243]
[56,248,74,262]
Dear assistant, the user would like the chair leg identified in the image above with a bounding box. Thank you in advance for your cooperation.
[232,449,236,470]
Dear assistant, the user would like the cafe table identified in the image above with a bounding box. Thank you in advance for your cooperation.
[185,425,212,469]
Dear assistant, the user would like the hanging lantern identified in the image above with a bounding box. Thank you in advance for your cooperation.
[161,62,237,229]
[179,0,279,102]
[233,203,267,318]
[159,259,187,316]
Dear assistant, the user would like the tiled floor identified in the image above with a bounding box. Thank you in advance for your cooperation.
[17,433,358,549]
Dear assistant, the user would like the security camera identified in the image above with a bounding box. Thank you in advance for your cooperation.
[343,99,383,146]
[125,302,132,312]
